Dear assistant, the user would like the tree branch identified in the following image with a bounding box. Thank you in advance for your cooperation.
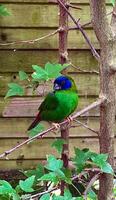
[89,0,113,45]
[0,97,106,159]
[74,119,99,135]
[83,173,100,200]
[0,29,59,46]
[56,0,100,60]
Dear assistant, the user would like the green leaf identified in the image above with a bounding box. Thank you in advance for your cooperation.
[24,163,44,183]
[5,83,24,99]
[73,148,92,173]
[63,168,72,184]
[87,189,97,200]
[45,155,63,172]
[28,123,45,138]
[91,153,113,174]
[19,176,35,192]
[45,62,68,79]
[32,65,48,80]
[45,62,61,79]
[0,180,14,194]
[101,162,113,174]
[39,172,59,184]
[40,193,50,200]
[12,193,20,200]
[64,189,72,200]
[52,194,64,200]
[0,5,11,16]
[111,0,115,6]
[19,71,28,81]
[51,139,66,154]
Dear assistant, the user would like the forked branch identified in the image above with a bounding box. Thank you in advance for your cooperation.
[0,97,106,159]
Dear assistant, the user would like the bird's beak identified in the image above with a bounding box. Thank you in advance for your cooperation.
[54,83,61,91]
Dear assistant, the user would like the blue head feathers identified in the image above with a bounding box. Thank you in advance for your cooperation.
[54,76,72,91]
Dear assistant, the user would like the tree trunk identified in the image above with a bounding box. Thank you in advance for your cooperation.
[58,0,69,194]
[89,0,116,199]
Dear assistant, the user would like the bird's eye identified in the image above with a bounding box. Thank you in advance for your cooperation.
[61,80,65,85]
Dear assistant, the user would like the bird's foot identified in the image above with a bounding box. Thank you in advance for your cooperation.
[52,123,60,130]
[66,116,73,127]
[66,116,73,123]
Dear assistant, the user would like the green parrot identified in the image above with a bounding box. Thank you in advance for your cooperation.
[28,75,79,131]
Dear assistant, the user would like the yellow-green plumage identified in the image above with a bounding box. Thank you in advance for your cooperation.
[28,76,79,130]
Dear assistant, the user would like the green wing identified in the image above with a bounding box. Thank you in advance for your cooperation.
[39,92,59,112]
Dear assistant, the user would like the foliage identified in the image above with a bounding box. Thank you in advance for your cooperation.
[111,0,116,6]
[3,63,115,199]
[5,62,68,99]
[0,5,11,16]
[0,148,115,199]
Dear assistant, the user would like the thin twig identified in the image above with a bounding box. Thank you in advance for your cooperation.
[0,29,59,46]
[0,97,106,159]
[67,3,82,10]
[74,119,99,135]
[56,0,100,60]
[69,61,99,74]
[22,187,58,200]
[69,21,92,30]
[83,173,100,200]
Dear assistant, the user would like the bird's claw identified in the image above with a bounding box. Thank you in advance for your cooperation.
[66,116,73,123]
[52,123,60,130]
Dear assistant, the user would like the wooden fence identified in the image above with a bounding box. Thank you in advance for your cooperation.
[0,0,115,170]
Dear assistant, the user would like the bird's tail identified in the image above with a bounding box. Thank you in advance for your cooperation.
[27,112,41,131]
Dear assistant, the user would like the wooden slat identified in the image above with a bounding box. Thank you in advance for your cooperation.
[0,28,99,49]
[0,117,101,138]
[0,73,100,96]
[0,4,112,27]
[1,97,99,117]
[0,50,98,73]
[0,158,115,170]
[0,138,116,160]
[0,0,112,3]
[0,160,41,170]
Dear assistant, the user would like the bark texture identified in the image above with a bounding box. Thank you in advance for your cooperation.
[58,0,69,194]
[90,0,116,200]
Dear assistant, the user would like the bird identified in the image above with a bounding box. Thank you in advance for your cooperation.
[27,75,79,131]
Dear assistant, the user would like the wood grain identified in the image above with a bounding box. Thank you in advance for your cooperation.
[0,50,98,72]
[0,73,100,96]
[0,28,99,49]
[0,4,112,28]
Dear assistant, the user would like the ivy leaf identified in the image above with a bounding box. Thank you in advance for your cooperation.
[39,172,59,184]
[12,193,20,200]
[64,189,72,200]
[45,62,63,79]
[52,195,64,200]
[73,148,92,173]
[5,83,24,99]
[19,176,35,192]
[91,154,113,174]
[45,155,63,172]
[40,193,50,200]
[111,0,115,6]
[51,139,66,154]
[32,65,48,81]
[28,123,45,138]
[0,180,14,194]
[45,62,69,79]
[100,162,113,174]
[0,5,11,16]
[87,189,97,200]
[63,168,72,184]
[24,164,44,183]
[19,71,28,81]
